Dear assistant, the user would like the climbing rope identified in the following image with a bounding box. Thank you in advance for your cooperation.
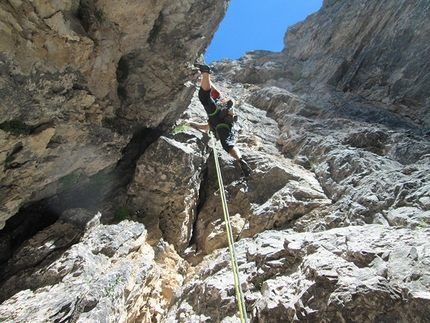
[210,132,248,323]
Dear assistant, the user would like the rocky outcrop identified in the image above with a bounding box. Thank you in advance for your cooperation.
[127,134,208,253]
[1,0,430,322]
[0,213,191,322]
[245,85,430,231]
[0,0,228,228]
[167,225,430,322]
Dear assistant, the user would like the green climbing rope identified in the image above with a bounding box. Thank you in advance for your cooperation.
[210,131,248,323]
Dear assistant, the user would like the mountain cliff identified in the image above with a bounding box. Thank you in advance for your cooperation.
[1,0,429,322]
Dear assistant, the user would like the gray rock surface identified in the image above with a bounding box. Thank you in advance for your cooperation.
[167,225,430,322]
[0,0,228,227]
[127,134,208,253]
[0,0,430,322]
[0,213,191,322]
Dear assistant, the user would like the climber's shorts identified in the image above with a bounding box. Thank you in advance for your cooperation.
[217,125,237,153]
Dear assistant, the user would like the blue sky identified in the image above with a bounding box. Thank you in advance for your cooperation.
[205,0,323,63]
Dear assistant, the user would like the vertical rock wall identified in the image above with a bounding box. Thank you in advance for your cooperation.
[0,0,429,322]
[286,0,430,124]
[0,0,229,228]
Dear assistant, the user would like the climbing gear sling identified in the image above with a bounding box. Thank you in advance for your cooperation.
[171,123,190,136]
[210,132,248,323]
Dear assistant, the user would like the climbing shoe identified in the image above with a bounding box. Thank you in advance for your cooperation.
[238,158,252,178]
[194,63,211,74]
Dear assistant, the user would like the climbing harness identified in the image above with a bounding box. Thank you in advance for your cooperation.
[215,123,231,131]
[208,108,221,117]
[210,132,248,323]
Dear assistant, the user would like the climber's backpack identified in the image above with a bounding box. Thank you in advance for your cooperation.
[216,99,237,125]
[210,88,237,125]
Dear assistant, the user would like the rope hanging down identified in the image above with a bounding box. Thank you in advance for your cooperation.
[210,132,248,323]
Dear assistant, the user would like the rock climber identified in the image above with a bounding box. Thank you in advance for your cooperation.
[185,63,252,177]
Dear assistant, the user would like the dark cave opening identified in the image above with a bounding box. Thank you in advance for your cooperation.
[0,201,58,269]
[0,125,164,275]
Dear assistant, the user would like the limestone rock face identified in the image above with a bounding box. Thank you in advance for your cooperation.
[0,0,228,227]
[0,122,129,228]
[167,225,430,322]
[0,212,190,322]
[127,134,208,253]
[285,0,430,122]
[1,0,430,322]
